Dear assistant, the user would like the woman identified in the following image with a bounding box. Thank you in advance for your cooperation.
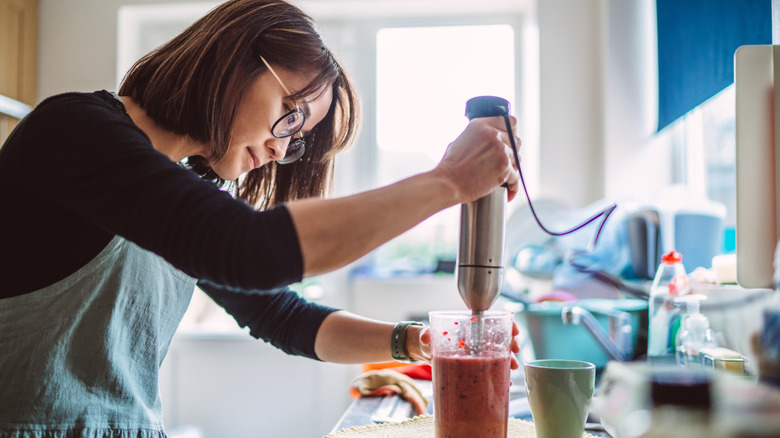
[0,0,521,436]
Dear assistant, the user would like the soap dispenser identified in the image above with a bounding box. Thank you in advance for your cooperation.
[675,295,717,366]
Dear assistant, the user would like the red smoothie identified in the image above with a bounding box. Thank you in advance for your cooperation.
[433,354,511,438]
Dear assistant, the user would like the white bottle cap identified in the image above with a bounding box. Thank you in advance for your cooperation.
[678,294,710,331]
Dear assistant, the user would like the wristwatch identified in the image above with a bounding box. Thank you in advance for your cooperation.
[391,321,424,362]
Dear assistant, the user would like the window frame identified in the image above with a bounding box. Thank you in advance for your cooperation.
[316,14,535,197]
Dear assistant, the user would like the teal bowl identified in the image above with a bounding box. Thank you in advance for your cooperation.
[515,298,648,369]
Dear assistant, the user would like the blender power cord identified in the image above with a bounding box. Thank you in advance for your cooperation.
[501,113,617,253]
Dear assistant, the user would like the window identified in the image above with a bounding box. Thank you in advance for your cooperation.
[117,4,213,87]
[370,24,517,272]
[680,85,736,253]
[376,25,515,183]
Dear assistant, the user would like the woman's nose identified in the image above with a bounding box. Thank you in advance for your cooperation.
[267,138,288,161]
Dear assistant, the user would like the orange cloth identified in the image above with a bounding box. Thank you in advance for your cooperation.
[361,362,432,380]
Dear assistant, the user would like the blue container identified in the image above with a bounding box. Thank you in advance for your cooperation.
[516,299,648,369]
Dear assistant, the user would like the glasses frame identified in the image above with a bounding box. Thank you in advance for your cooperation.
[260,56,306,164]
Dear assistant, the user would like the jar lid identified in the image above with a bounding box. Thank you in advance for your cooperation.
[650,369,712,410]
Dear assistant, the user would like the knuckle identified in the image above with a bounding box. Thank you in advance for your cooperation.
[474,120,494,137]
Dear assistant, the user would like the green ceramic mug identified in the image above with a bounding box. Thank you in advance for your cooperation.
[524,359,596,438]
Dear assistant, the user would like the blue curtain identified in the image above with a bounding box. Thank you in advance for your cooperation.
[656,0,772,131]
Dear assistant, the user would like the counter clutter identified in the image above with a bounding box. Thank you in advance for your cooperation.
[326,373,609,438]
[329,270,780,437]
[332,364,780,438]
[593,362,780,438]
[326,415,600,438]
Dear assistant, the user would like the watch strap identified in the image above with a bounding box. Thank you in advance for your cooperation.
[391,321,424,362]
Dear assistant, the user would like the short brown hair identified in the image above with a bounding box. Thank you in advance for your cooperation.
[119,0,360,209]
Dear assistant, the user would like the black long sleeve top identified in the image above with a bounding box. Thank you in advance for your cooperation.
[0,90,338,360]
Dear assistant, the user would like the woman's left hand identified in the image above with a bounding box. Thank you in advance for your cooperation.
[410,321,522,370]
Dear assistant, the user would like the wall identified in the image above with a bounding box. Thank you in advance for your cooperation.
[602,0,676,202]
[38,0,119,97]
[536,0,605,206]
[536,0,675,208]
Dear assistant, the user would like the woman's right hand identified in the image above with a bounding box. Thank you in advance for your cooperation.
[433,115,521,204]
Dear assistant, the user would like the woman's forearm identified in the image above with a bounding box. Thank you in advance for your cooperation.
[287,116,521,278]
[314,311,426,364]
[286,170,459,277]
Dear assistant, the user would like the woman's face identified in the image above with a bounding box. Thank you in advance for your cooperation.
[210,66,333,180]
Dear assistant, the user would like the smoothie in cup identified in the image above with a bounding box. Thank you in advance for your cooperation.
[430,310,513,438]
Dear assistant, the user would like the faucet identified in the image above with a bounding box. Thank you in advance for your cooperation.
[561,306,633,362]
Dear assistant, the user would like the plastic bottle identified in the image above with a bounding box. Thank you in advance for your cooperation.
[647,250,691,360]
[674,295,717,366]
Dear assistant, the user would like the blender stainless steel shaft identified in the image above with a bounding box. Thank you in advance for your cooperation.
[457,96,510,312]
[458,187,507,311]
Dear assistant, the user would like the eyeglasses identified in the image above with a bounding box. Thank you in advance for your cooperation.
[260,55,306,164]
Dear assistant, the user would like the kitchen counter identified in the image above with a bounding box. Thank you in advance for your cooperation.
[330,379,612,436]
[330,380,432,433]
[331,393,418,432]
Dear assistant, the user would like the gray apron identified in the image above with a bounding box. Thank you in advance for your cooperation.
[0,236,196,437]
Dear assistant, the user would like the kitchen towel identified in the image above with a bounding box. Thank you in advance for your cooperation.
[350,369,428,415]
[324,414,599,438]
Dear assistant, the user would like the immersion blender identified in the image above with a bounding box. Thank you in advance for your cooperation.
[457,95,618,350]
[458,96,510,345]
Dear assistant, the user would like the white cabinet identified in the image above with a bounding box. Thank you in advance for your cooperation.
[159,333,359,438]
[158,289,359,438]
